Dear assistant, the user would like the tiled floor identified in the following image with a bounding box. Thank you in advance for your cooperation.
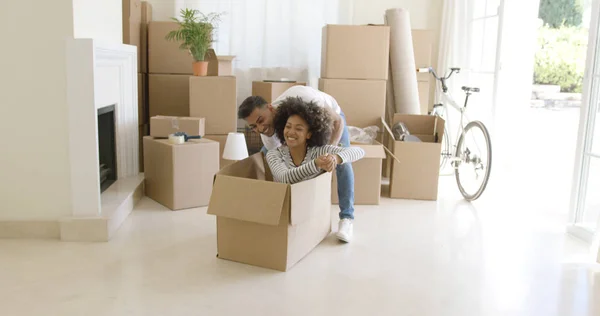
[1,176,599,316]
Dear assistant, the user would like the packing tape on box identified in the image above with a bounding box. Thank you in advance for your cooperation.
[168,134,185,144]
[170,117,180,130]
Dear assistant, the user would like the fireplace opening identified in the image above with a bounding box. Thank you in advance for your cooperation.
[98,105,117,193]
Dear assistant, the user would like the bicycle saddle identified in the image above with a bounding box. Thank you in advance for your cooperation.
[462,86,480,93]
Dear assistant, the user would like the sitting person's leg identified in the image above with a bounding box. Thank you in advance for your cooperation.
[335,112,355,242]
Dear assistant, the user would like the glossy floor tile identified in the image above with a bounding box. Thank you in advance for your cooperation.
[1,177,599,316]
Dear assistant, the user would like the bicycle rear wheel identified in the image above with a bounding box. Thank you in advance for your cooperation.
[440,125,451,171]
[454,121,492,201]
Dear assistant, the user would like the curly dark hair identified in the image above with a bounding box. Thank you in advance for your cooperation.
[273,97,333,147]
[238,95,268,119]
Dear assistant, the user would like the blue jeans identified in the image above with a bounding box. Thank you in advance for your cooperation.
[336,112,355,220]
[260,112,355,220]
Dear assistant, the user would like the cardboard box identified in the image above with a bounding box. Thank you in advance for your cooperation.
[412,30,433,82]
[140,1,153,73]
[331,144,386,205]
[149,74,190,117]
[318,78,386,128]
[139,124,149,172]
[137,73,147,125]
[143,137,219,210]
[252,81,307,103]
[205,49,235,76]
[207,153,332,271]
[150,116,205,137]
[388,114,444,200]
[189,76,237,134]
[123,0,142,71]
[204,134,234,169]
[321,25,390,80]
[148,21,194,74]
[418,81,430,115]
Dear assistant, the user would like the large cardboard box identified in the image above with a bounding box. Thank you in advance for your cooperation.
[204,134,234,169]
[149,74,190,117]
[205,49,235,76]
[331,144,386,205]
[140,1,153,73]
[321,25,390,80]
[388,114,445,200]
[148,22,194,74]
[318,78,386,128]
[143,137,219,210]
[123,0,142,71]
[150,116,205,137]
[207,153,332,271]
[252,81,307,103]
[138,123,149,172]
[137,73,147,125]
[189,76,237,134]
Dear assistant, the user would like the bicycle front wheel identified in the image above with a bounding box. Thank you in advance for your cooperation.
[454,121,492,201]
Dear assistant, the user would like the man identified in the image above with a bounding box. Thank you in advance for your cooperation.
[238,85,356,243]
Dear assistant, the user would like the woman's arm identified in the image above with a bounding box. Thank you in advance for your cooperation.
[315,145,365,164]
[266,149,322,184]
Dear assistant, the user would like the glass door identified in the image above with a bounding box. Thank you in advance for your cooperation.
[569,0,600,259]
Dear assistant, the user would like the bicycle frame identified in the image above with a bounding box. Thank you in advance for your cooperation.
[433,84,472,159]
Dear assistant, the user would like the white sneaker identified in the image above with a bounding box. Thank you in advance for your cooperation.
[336,219,353,243]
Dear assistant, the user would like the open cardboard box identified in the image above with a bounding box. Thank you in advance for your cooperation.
[207,153,332,272]
[383,114,444,200]
[205,49,235,76]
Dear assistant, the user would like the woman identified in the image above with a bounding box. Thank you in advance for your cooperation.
[266,97,365,184]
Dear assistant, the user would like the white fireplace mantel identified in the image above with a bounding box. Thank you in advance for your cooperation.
[62,38,144,241]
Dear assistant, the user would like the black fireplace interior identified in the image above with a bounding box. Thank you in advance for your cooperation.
[98,105,117,193]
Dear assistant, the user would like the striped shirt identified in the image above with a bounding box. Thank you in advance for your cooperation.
[266,145,365,184]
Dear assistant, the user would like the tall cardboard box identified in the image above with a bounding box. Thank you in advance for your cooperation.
[204,135,234,169]
[318,78,386,128]
[189,76,237,134]
[140,1,153,73]
[252,81,307,103]
[149,74,190,117]
[388,114,445,200]
[143,137,219,210]
[138,124,149,172]
[331,144,386,205]
[123,0,142,71]
[321,25,390,80]
[137,74,147,125]
[150,116,205,137]
[148,22,194,74]
[207,153,332,271]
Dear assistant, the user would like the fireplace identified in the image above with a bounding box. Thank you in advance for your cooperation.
[98,105,117,193]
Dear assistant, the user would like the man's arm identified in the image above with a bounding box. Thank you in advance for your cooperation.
[328,108,344,146]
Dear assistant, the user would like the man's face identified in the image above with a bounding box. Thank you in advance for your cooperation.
[245,104,275,136]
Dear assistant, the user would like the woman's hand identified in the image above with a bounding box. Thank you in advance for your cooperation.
[316,154,338,172]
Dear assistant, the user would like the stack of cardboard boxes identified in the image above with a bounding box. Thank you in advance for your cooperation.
[319,25,390,205]
[123,0,152,171]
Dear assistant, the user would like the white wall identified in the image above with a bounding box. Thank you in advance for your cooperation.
[73,0,122,43]
[0,0,75,220]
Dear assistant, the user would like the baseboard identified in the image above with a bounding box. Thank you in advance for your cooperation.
[0,220,60,239]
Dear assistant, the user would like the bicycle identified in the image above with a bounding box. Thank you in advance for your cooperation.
[417,67,492,201]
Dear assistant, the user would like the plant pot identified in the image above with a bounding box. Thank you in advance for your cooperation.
[192,61,209,76]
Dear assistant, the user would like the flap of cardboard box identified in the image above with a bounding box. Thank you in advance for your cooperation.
[289,172,331,226]
[392,114,445,140]
[205,49,236,62]
[350,143,386,159]
[208,175,289,225]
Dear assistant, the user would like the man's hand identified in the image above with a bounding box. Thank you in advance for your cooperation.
[327,109,344,146]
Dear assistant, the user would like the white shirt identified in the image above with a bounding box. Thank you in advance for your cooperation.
[261,86,342,150]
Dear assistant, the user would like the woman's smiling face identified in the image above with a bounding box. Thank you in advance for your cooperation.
[284,115,312,148]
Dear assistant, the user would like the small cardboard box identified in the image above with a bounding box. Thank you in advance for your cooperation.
[331,144,386,205]
[318,78,386,128]
[207,153,332,271]
[143,137,219,210]
[189,76,237,134]
[123,0,142,71]
[252,81,307,103]
[205,49,235,76]
[149,74,190,117]
[388,114,445,200]
[204,134,234,169]
[148,21,194,74]
[150,116,205,138]
[140,1,153,73]
[321,25,390,80]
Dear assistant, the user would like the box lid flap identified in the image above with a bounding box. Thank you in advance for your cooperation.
[217,55,236,61]
[207,175,289,225]
[290,172,331,226]
[351,144,386,159]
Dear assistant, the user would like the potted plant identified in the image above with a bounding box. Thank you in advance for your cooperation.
[165,9,222,76]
